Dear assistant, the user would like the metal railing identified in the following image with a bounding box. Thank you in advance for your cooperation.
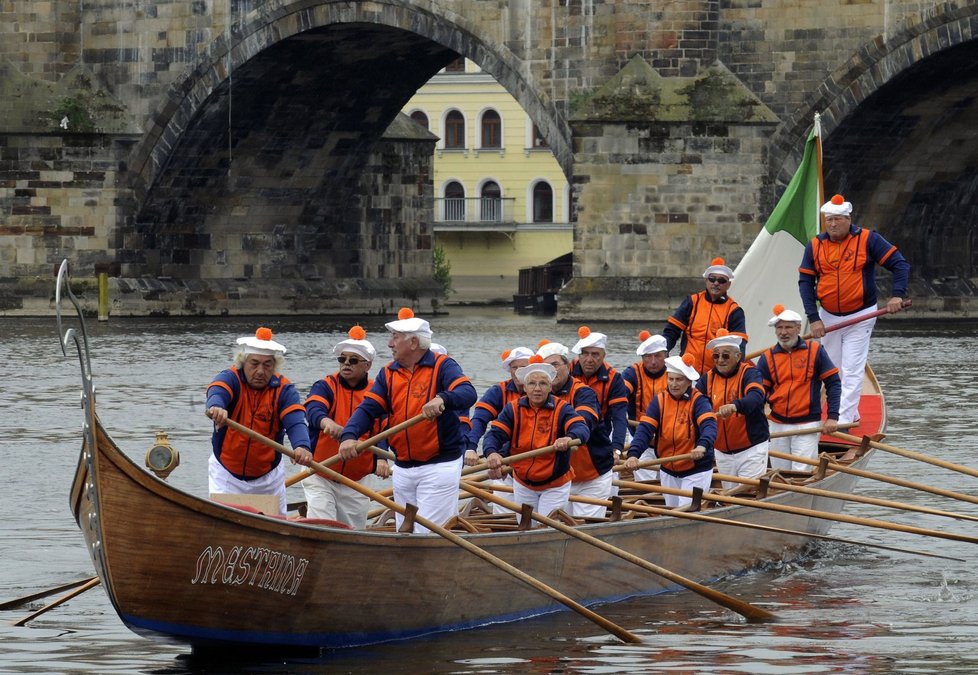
[435,197,516,224]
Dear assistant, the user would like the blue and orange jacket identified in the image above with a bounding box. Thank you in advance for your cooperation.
[663,291,748,373]
[206,366,310,480]
[694,363,769,453]
[483,395,590,490]
[466,379,523,451]
[340,350,477,468]
[569,361,628,481]
[622,362,669,421]
[628,388,717,477]
[305,373,383,482]
[799,225,910,321]
[755,339,841,424]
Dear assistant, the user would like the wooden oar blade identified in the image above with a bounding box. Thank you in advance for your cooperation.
[0,576,97,611]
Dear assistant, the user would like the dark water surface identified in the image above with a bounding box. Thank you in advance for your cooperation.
[1,310,976,673]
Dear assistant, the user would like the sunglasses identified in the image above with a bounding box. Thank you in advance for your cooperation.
[337,356,365,366]
[711,352,735,361]
[707,276,729,284]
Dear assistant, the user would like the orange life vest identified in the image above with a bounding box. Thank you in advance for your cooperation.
[641,389,711,473]
[367,354,447,463]
[705,364,766,453]
[502,398,579,489]
[218,368,288,479]
[667,292,746,372]
[309,374,378,481]
[810,229,875,315]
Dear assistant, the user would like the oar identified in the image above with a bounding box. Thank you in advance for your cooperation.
[10,577,101,627]
[713,472,978,524]
[612,454,694,473]
[459,440,583,482]
[478,483,964,563]
[614,478,978,546]
[769,422,858,439]
[458,482,776,622]
[285,413,427,487]
[746,300,912,360]
[768,449,978,508]
[0,576,98,611]
[225,419,642,644]
[829,432,978,480]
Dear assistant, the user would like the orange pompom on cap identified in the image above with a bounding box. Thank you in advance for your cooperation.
[682,354,696,367]
[397,307,414,320]
[577,326,591,339]
[348,325,366,340]
[638,330,651,342]
[714,328,729,337]
[528,354,545,365]
[711,257,725,266]
[501,349,511,361]
[537,339,551,349]
[255,327,273,341]
[831,194,845,205]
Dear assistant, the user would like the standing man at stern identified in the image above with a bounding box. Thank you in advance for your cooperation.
[338,308,477,534]
[800,194,910,424]
[206,327,313,515]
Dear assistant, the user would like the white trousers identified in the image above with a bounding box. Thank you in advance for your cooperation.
[819,305,876,424]
[768,420,821,472]
[513,480,571,519]
[391,457,464,534]
[660,469,713,509]
[489,474,514,515]
[715,441,769,491]
[302,474,370,529]
[570,471,614,518]
[208,454,286,515]
[632,448,660,482]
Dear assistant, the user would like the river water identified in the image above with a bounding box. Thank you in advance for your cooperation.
[1,309,976,673]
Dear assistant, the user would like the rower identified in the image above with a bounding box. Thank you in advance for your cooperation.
[755,305,841,472]
[621,331,669,481]
[205,327,313,515]
[695,329,769,490]
[568,326,628,518]
[624,354,717,509]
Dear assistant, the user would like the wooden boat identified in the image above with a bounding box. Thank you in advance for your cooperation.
[57,264,885,651]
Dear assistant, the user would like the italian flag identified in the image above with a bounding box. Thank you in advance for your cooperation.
[731,114,823,350]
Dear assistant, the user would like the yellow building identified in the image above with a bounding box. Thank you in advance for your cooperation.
[402,58,572,304]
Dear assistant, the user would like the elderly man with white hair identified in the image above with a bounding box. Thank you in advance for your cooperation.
[663,256,748,373]
[568,326,628,518]
[799,193,910,425]
[303,325,391,529]
[465,346,533,462]
[483,355,591,518]
[755,304,841,472]
[622,331,670,481]
[624,354,717,509]
[694,329,769,490]
[205,327,313,515]
[338,308,477,534]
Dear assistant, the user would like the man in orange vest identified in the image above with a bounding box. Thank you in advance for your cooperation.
[303,326,391,529]
[338,309,477,534]
[206,327,313,515]
[695,329,769,490]
[800,194,910,424]
[663,257,748,373]
[622,331,669,481]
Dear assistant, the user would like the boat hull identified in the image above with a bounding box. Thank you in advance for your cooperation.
[73,418,873,649]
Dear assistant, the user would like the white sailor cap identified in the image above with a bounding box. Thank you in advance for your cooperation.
[237,327,287,356]
[664,354,699,382]
[820,194,853,216]
[501,346,534,370]
[384,307,432,339]
[703,256,734,281]
[636,330,668,356]
[515,355,557,384]
[767,303,804,326]
[333,325,376,362]
[705,328,743,352]
[536,340,570,361]
[571,326,608,354]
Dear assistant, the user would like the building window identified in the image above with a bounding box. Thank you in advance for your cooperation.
[410,111,429,130]
[445,110,465,148]
[481,110,501,148]
[444,181,465,221]
[481,181,502,222]
[531,123,549,148]
[444,56,465,73]
[533,182,554,223]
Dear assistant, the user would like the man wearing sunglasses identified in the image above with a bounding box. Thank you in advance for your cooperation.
[663,257,748,373]
[694,329,769,490]
[303,326,390,529]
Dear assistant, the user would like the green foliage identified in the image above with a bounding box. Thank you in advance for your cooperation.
[54,97,95,133]
[432,245,452,295]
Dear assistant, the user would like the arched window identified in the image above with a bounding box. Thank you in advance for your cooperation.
[445,111,465,148]
[444,56,465,73]
[481,181,502,222]
[444,181,465,221]
[533,182,554,223]
[481,110,501,148]
[410,111,429,130]
[531,123,549,148]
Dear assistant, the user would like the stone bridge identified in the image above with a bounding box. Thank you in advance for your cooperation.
[0,0,975,317]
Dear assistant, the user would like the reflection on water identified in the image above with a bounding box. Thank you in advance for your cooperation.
[2,313,977,673]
